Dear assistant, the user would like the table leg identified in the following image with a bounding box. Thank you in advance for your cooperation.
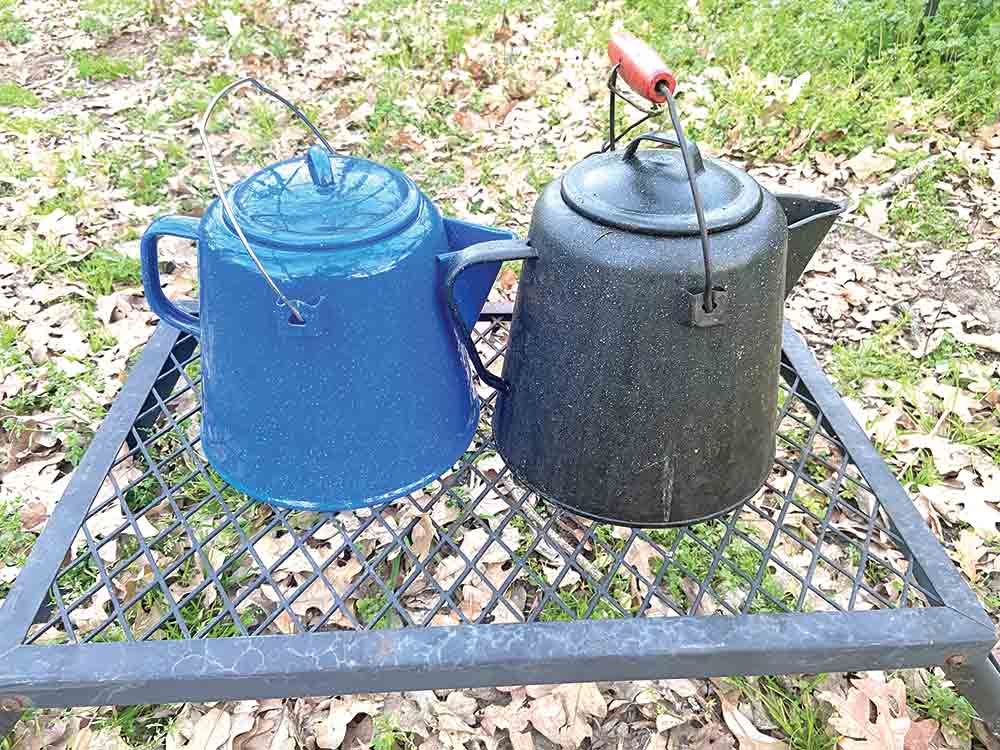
[945,654,1000,737]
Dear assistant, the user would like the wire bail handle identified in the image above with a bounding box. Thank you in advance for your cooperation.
[197,78,337,324]
[606,33,718,315]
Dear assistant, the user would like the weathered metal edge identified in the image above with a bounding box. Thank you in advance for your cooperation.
[781,321,994,632]
[2,310,993,709]
[0,608,992,708]
[0,322,185,649]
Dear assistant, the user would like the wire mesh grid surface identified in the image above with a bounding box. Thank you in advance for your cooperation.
[21,317,949,646]
[2,309,994,708]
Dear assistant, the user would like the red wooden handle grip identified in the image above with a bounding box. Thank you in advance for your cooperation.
[608,32,676,103]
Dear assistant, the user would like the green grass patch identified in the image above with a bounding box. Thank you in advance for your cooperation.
[73,248,142,296]
[0,0,30,44]
[165,74,236,123]
[73,52,140,81]
[99,142,188,205]
[830,317,985,399]
[888,159,969,246]
[649,521,794,614]
[829,318,919,395]
[0,81,39,108]
[906,672,975,739]
[731,675,837,750]
[9,241,75,279]
[0,113,67,136]
[0,318,104,464]
[78,307,117,353]
[0,498,36,597]
[372,714,415,750]
[539,575,634,621]
[91,704,177,749]
[619,0,1000,156]
[78,0,150,37]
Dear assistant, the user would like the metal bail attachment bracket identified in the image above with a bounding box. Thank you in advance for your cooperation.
[688,289,728,327]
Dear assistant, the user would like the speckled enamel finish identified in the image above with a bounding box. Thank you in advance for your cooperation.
[140,153,512,511]
[494,148,791,527]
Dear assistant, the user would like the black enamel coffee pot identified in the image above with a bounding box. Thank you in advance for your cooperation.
[439,34,845,526]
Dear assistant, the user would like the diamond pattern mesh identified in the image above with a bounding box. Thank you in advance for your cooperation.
[25,318,940,645]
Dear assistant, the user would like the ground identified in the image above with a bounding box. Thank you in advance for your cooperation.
[1,0,999,748]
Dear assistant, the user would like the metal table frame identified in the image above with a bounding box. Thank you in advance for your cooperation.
[0,304,997,735]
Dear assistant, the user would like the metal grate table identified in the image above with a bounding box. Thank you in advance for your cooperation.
[1,304,997,733]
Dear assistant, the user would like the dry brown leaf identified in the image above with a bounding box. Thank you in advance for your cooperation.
[410,513,435,559]
[846,148,896,181]
[625,536,660,581]
[822,675,941,750]
[718,689,790,750]
[952,328,1000,355]
[526,693,566,746]
[483,687,534,748]
[918,377,982,422]
[815,152,839,175]
[253,534,314,575]
[896,434,977,475]
[316,698,381,749]
[460,525,520,564]
[186,708,232,750]
[904,719,940,750]
[954,529,985,581]
[864,199,890,232]
[872,405,903,445]
[920,469,1000,536]
[19,499,49,533]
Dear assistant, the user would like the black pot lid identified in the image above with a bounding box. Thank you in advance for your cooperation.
[560,143,762,236]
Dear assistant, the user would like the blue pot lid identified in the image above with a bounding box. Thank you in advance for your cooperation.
[225,145,421,249]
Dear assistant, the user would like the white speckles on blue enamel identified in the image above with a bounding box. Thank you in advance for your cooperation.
[161,195,514,512]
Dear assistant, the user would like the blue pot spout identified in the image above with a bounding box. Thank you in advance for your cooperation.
[776,193,847,298]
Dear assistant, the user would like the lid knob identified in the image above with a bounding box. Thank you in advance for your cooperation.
[306,144,334,187]
[622,132,704,175]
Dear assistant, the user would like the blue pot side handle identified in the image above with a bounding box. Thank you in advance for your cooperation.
[140,215,201,336]
[438,239,537,393]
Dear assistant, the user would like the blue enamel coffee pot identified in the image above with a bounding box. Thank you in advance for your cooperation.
[139,79,526,511]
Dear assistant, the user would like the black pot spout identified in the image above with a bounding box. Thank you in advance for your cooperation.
[777,193,848,297]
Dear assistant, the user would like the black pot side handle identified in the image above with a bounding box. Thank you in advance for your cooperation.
[437,239,537,393]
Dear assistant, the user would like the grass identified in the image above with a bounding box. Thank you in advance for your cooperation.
[619,0,1000,157]
[372,714,415,750]
[649,521,794,614]
[99,142,188,205]
[78,0,150,37]
[0,113,67,136]
[8,241,75,279]
[8,238,140,301]
[0,304,109,465]
[0,499,36,597]
[357,0,999,160]
[905,672,976,739]
[91,704,176,748]
[194,0,301,60]
[731,675,837,750]
[0,0,29,44]
[0,81,39,108]
[828,317,978,397]
[73,51,140,81]
[539,574,634,621]
[888,159,969,246]
[356,555,403,628]
[74,249,142,296]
